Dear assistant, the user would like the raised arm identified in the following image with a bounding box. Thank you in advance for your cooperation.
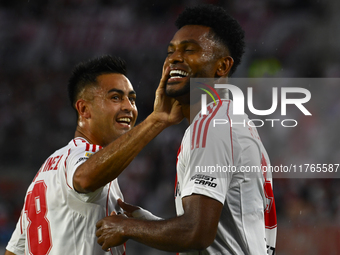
[73,67,183,193]
[96,194,223,252]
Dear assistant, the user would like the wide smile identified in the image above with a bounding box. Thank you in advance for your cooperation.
[168,69,189,83]
[116,117,133,128]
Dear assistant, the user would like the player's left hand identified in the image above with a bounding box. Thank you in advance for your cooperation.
[117,198,140,217]
[96,213,129,251]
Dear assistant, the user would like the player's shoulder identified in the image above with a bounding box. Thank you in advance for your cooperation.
[219,100,257,136]
[70,137,89,148]
[202,100,261,145]
[70,137,101,150]
[202,99,237,130]
[191,100,231,128]
[187,100,258,149]
[199,100,236,137]
[187,100,231,150]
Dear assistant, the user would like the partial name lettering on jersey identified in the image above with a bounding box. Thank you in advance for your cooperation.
[33,155,64,182]
[33,138,102,181]
[42,155,63,173]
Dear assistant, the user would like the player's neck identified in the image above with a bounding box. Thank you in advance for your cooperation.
[74,126,96,145]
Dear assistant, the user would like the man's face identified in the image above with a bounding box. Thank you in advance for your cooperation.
[85,73,137,146]
[164,25,221,99]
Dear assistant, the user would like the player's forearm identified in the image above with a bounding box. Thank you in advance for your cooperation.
[122,216,210,252]
[74,113,169,193]
[123,195,220,252]
[97,195,220,252]
[4,250,16,255]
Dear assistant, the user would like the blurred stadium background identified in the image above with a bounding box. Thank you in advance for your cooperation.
[1,0,340,254]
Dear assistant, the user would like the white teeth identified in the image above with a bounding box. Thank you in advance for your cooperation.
[117,118,131,123]
[170,70,189,77]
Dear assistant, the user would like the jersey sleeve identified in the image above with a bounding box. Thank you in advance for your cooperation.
[6,212,25,255]
[64,141,103,202]
[180,124,234,205]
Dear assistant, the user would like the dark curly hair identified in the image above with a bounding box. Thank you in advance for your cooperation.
[68,55,127,119]
[175,4,245,76]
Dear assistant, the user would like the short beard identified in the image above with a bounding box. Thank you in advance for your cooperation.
[165,81,190,98]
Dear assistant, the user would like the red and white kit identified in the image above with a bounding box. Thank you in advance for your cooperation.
[175,100,277,255]
[6,138,125,255]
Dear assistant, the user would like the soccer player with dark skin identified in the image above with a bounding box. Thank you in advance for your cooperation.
[94,5,268,254]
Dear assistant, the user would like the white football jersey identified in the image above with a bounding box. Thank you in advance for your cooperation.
[6,138,125,255]
[175,100,277,255]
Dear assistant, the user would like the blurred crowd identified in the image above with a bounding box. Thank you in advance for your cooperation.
[1,0,340,254]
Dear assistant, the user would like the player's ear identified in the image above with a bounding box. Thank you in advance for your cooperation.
[216,56,234,77]
[75,99,91,120]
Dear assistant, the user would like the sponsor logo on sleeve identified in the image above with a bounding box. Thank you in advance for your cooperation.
[85,152,93,157]
[190,174,217,188]
[75,157,88,165]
